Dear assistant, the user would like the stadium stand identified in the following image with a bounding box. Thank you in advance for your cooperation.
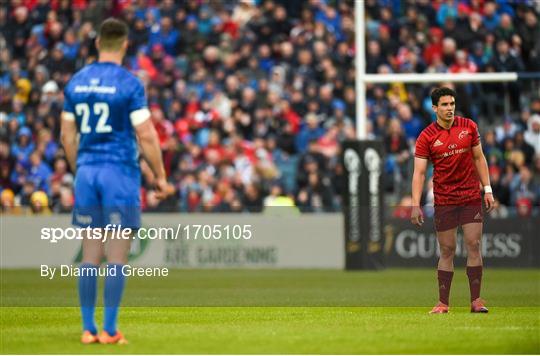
[0,0,539,215]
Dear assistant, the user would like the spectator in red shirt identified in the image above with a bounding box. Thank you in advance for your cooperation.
[449,50,477,73]
[423,27,444,66]
[150,105,173,149]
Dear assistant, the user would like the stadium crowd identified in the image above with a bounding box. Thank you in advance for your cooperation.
[0,0,539,216]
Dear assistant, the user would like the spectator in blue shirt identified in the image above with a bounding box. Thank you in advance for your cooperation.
[397,103,424,142]
[437,0,458,26]
[295,114,326,153]
[28,151,51,193]
[149,16,179,56]
[11,127,35,165]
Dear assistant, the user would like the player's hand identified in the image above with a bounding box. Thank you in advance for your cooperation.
[154,178,174,200]
[484,192,495,213]
[410,206,424,226]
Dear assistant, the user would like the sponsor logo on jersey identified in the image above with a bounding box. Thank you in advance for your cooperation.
[448,143,458,149]
[434,147,470,159]
[75,214,92,225]
[433,139,443,147]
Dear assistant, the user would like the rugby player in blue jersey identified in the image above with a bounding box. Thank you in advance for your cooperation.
[61,18,169,344]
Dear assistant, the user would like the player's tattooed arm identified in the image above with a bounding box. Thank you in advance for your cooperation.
[60,111,78,173]
[472,144,495,212]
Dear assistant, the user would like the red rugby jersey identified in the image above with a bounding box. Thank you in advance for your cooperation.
[415,116,481,206]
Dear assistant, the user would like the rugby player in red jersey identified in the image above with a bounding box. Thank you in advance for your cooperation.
[411,87,495,314]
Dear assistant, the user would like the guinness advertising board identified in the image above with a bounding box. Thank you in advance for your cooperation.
[383,217,540,267]
[342,140,385,270]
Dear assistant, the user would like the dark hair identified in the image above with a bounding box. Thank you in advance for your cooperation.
[431,87,456,106]
[98,18,128,51]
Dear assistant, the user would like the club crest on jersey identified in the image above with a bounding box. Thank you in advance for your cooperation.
[433,139,443,147]
[458,130,469,139]
[448,143,458,149]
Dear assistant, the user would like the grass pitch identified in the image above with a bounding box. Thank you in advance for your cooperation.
[1,269,539,354]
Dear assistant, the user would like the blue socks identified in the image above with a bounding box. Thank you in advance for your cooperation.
[103,264,126,336]
[79,263,127,336]
[78,263,98,335]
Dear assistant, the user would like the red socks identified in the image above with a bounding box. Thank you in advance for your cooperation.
[467,265,483,302]
[437,267,483,305]
[437,270,454,305]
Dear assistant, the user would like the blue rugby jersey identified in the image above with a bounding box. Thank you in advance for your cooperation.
[63,62,150,168]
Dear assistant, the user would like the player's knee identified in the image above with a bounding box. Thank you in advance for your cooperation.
[82,250,103,265]
[465,239,481,253]
[439,244,456,259]
[106,250,129,265]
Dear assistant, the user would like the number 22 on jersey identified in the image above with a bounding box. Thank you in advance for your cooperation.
[75,102,112,134]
